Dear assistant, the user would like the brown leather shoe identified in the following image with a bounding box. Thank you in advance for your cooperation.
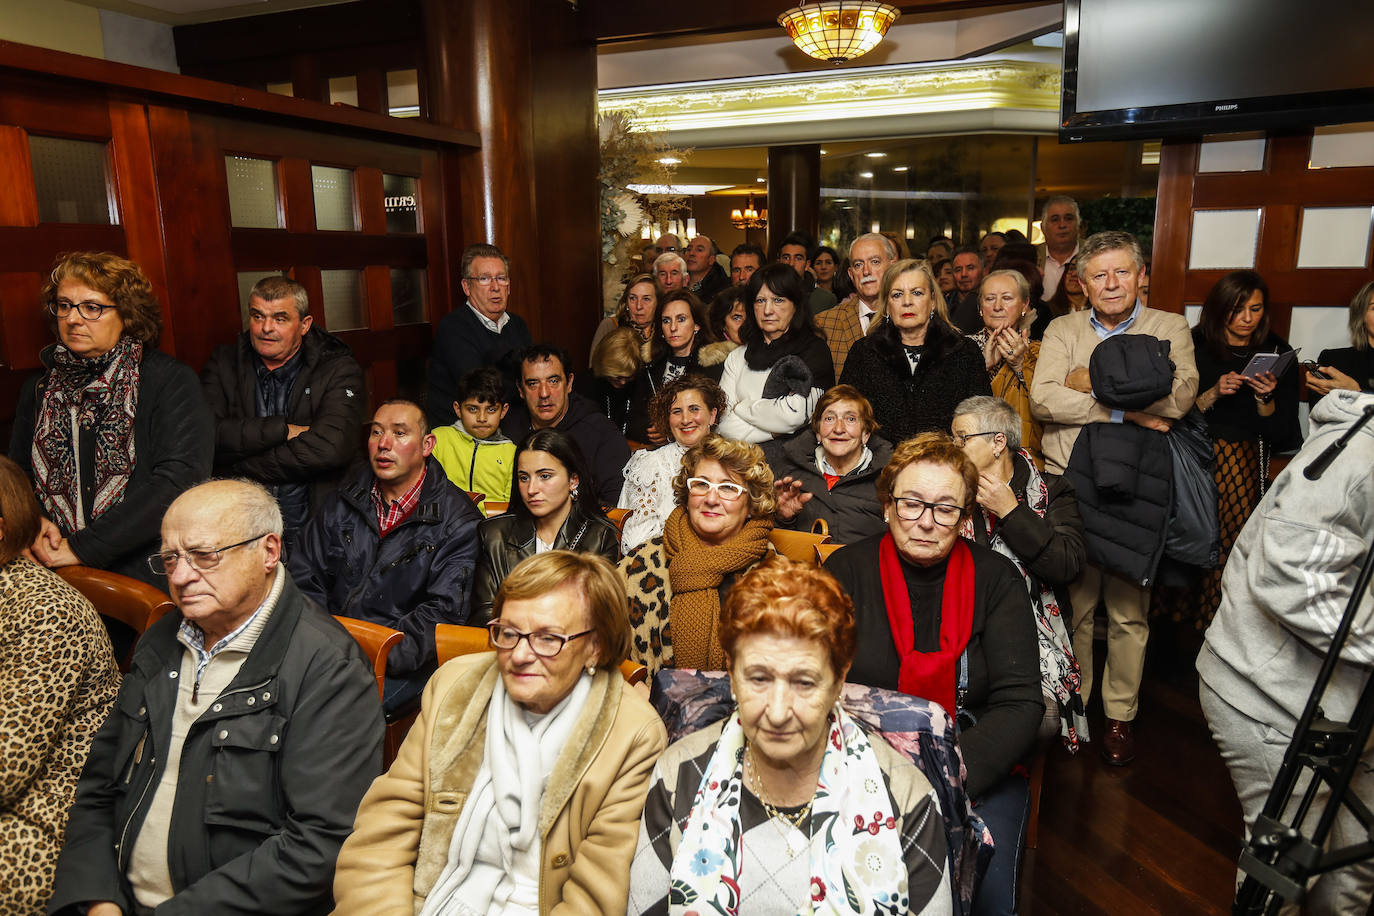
[1101,718,1136,766]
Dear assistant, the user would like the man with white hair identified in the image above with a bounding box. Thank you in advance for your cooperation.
[654,251,688,292]
[49,478,383,916]
[1038,195,1081,301]
[815,232,895,379]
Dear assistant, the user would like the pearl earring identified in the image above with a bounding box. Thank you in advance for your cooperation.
[586,663,596,676]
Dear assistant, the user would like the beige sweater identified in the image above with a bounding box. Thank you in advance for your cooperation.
[1029,306,1198,474]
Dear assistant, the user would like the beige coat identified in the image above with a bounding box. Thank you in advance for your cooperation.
[332,653,667,915]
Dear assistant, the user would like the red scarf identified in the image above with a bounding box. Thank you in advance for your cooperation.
[878,532,975,715]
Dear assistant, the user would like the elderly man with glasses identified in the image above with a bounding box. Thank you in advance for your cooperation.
[426,243,533,426]
[48,478,383,916]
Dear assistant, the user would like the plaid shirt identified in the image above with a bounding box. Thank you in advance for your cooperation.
[815,295,868,380]
[372,466,426,536]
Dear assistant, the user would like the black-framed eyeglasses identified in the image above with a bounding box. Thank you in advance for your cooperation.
[951,431,998,448]
[890,495,963,527]
[147,533,269,575]
[487,622,593,658]
[47,298,115,321]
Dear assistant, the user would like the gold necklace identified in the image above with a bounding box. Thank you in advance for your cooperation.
[744,742,814,831]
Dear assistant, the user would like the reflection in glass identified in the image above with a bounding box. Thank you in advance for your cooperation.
[387,69,421,118]
[312,165,356,231]
[226,156,281,229]
[321,269,365,330]
[391,269,426,325]
[383,174,419,233]
[29,136,116,225]
[237,270,289,328]
[266,81,293,97]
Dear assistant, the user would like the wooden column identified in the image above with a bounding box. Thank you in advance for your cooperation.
[766,143,821,256]
[422,0,600,366]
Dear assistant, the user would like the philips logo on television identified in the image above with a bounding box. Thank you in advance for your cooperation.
[1214,104,1240,111]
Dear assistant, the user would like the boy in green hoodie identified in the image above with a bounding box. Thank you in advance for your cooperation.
[431,367,515,514]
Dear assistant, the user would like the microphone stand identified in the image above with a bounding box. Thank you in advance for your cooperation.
[1233,405,1374,914]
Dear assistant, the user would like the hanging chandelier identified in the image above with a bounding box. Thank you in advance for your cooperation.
[730,194,768,230]
[777,1,901,65]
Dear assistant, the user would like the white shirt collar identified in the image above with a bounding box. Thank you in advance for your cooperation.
[468,303,510,333]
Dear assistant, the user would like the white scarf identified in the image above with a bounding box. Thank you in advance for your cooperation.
[419,672,593,916]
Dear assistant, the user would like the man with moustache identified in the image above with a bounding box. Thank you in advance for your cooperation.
[201,276,364,549]
[815,232,895,379]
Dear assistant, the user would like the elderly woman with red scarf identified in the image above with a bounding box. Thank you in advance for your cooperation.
[825,432,1041,916]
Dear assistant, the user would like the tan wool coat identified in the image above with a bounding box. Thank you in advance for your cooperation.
[331,653,667,915]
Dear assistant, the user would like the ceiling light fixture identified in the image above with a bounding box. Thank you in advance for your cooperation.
[777,1,901,65]
[865,151,887,158]
[859,171,874,178]
[892,165,909,172]
[657,156,681,165]
[731,193,768,230]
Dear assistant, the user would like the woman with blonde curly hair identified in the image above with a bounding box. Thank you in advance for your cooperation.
[618,433,776,675]
[8,252,212,588]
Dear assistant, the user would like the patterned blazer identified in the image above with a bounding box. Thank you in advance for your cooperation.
[814,295,867,380]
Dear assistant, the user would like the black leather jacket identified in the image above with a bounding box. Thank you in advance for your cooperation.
[48,573,383,916]
[471,501,621,624]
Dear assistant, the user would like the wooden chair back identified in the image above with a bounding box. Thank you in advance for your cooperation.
[333,616,404,702]
[464,491,486,505]
[768,528,831,565]
[483,501,509,518]
[436,623,648,685]
[604,507,631,534]
[57,566,176,671]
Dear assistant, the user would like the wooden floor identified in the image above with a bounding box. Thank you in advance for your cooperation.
[1023,623,1246,915]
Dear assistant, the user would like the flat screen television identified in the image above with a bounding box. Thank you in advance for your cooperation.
[1060,0,1374,142]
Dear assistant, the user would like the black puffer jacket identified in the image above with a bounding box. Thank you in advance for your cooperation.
[470,500,621,624]
[47,572,383,916]
[1065,334,1176,586]
[771,431,893,545]
[9,346,213,587]
[200,328,365,519]
[839,319,993,446]
[287,457,482,676]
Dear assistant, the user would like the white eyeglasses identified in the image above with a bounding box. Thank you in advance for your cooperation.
[685,477,747,501]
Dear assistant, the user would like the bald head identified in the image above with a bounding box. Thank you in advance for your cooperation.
[161,479,283,645]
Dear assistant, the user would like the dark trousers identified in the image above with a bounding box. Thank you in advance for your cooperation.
[972,772,1031,916]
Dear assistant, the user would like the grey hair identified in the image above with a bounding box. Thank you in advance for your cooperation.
[981,268,1030,304]
[954,396,1021,450]
[460,243,510,278]
[1348,280,1374,351]
[228,478,285,538]
[850,232,896,261]
[1040,194,1081,226]
[653,252,687,275]
[250,276,309,319]
[1077,230,1145,274]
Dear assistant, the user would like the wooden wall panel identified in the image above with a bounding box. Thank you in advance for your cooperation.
[108,100,175,352]
[0,126,38,226]
[0,272,45,371]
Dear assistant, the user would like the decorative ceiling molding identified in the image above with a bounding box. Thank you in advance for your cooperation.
[599,58,1060,147]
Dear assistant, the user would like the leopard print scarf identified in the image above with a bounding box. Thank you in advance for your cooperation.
[32,335,141,532]
[662,506,772,670]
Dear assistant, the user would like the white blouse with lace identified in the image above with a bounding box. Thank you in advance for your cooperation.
[617,441,688,552]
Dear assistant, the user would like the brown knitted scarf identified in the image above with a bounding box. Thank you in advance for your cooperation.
[662,506,772,670]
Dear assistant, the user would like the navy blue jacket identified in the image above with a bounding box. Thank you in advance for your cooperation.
[288,456,482,676]
[426,305,532,426]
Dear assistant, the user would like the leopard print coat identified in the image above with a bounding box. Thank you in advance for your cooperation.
[0,557,121,915]
[617,537,771,678]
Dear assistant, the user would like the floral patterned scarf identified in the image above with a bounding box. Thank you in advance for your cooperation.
[670,707,910,916]
[959,448,1086,751]
[32,336,141,533]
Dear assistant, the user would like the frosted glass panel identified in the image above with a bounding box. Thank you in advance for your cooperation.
[1184,304,1202,327]
[237,270,287,327]
[1189,209,1261,269]
[225,156,280,229]
[387,69,420,118]
[321,269,364,330]
[266,81,293,97]
[1296,207,1374,268]
[1309,123,1374,169]
[328,76,358,107]
[311,165,356,231]
[1197,137,1266,173]
[383,173,419,233]
[1287,305,1355,358]
[391,269,426,325]
[29,136,115,224]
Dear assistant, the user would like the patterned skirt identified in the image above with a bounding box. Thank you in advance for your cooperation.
[1150,437,1263,630]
